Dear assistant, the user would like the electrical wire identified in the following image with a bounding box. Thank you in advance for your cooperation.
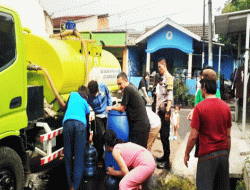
[44,0,166,18]
[109,3,222,30]
[109,0,166,17]
[48,0,100,16]
[109,4,208,29]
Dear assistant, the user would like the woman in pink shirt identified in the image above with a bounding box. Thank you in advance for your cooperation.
[104,129,155,190]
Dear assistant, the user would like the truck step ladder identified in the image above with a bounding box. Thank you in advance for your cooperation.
[35,122,63,165]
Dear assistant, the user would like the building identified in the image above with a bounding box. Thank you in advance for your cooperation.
[52,14,109,33]
[125,18,237,94]
[43,10,53,35]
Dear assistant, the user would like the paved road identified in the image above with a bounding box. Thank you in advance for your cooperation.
[151,108,193,178]
[176,108,192,140]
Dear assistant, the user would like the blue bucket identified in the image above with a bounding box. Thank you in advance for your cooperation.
[105,110,129,170]
[65,20,76,30]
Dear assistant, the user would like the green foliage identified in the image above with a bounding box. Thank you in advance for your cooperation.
[218,34,235,45]
[245,156,250,163]
[235,179,246,190]
[219,0,250,45]
[187,94,195,107]
[173,77,195,107]
[222,0,250,13]
[173,78,189,99]
[152,174,196,190]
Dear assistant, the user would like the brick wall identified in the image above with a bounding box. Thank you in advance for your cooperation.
[97,15,109,31]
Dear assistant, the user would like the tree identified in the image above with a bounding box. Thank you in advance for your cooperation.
[219,0,250,46]
[222,0,250,13]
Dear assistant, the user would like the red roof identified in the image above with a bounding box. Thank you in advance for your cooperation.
[52,15,92,28]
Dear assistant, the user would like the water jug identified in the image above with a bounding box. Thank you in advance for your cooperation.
[105,110,129,170]
[84,141,97,177]
[104,175,120,190]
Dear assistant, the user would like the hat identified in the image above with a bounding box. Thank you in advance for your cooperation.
[202,69,217,81]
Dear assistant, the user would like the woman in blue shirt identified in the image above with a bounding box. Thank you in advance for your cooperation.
[63,85,90,190]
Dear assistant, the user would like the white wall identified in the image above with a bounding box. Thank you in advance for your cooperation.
[76,16,98,32]
[44,13,53,35]
[0,0,49,36]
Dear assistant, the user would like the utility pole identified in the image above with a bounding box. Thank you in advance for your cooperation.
[208,0,213,67]
[202,0,205,69]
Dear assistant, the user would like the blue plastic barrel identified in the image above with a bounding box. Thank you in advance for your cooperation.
[105,110,129,170]
[65,20,76,30]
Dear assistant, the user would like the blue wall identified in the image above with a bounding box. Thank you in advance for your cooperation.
[128,24,236,97]
[200,46,235,80]
[129,76,142,89]
[146,25,194,54]
[186,79,197,95]
[127,46,146,77]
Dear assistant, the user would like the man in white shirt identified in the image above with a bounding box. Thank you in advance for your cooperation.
[146,107,161,152]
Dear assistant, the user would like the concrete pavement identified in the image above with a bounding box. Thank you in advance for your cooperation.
[151,111,250,180]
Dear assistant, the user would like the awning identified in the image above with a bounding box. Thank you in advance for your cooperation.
[215,9,250,138]
[215,9,250,35]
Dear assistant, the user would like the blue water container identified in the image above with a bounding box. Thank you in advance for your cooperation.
[65,20,76,30]
[84,142,97,177]
[105,110,129,170]
[104,175,120,190]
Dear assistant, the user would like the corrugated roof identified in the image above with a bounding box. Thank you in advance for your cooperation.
[137,23,214,41]
[181,23,214,40]
[214,9,250,35]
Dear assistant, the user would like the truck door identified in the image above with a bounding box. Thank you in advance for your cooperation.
[0,7,27,136]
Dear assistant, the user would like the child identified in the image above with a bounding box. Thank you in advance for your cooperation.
[170,105,180,140]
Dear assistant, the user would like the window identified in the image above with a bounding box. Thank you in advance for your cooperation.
[0,12,16,71]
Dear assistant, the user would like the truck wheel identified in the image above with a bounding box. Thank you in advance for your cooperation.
[0,146,24,190]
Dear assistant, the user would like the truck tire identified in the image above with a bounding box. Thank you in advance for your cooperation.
[0,146,24,190]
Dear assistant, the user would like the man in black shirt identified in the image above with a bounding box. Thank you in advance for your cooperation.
[107,72,150,148]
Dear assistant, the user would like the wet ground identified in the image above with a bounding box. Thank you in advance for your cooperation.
[40,165,106,190]
[26,155,107,190]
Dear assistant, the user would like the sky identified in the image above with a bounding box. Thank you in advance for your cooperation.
[0,0,49,36]
[39,0,229,31]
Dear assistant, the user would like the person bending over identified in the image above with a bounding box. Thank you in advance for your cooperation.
[105,129,155,190]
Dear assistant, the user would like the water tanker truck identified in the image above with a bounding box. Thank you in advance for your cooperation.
[0,4,121,190]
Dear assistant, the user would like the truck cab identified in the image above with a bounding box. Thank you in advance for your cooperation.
[0,6,28,190]
[0,3,122,189]
[0,6,27,137]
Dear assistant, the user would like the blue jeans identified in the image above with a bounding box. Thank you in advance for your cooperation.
[63,120,87,190]
[196,150,230,190]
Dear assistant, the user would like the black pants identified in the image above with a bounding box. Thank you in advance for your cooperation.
[196,150,230,190]
[158,110,170,161]
[92,117,107,161]
[129,120,150,149]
